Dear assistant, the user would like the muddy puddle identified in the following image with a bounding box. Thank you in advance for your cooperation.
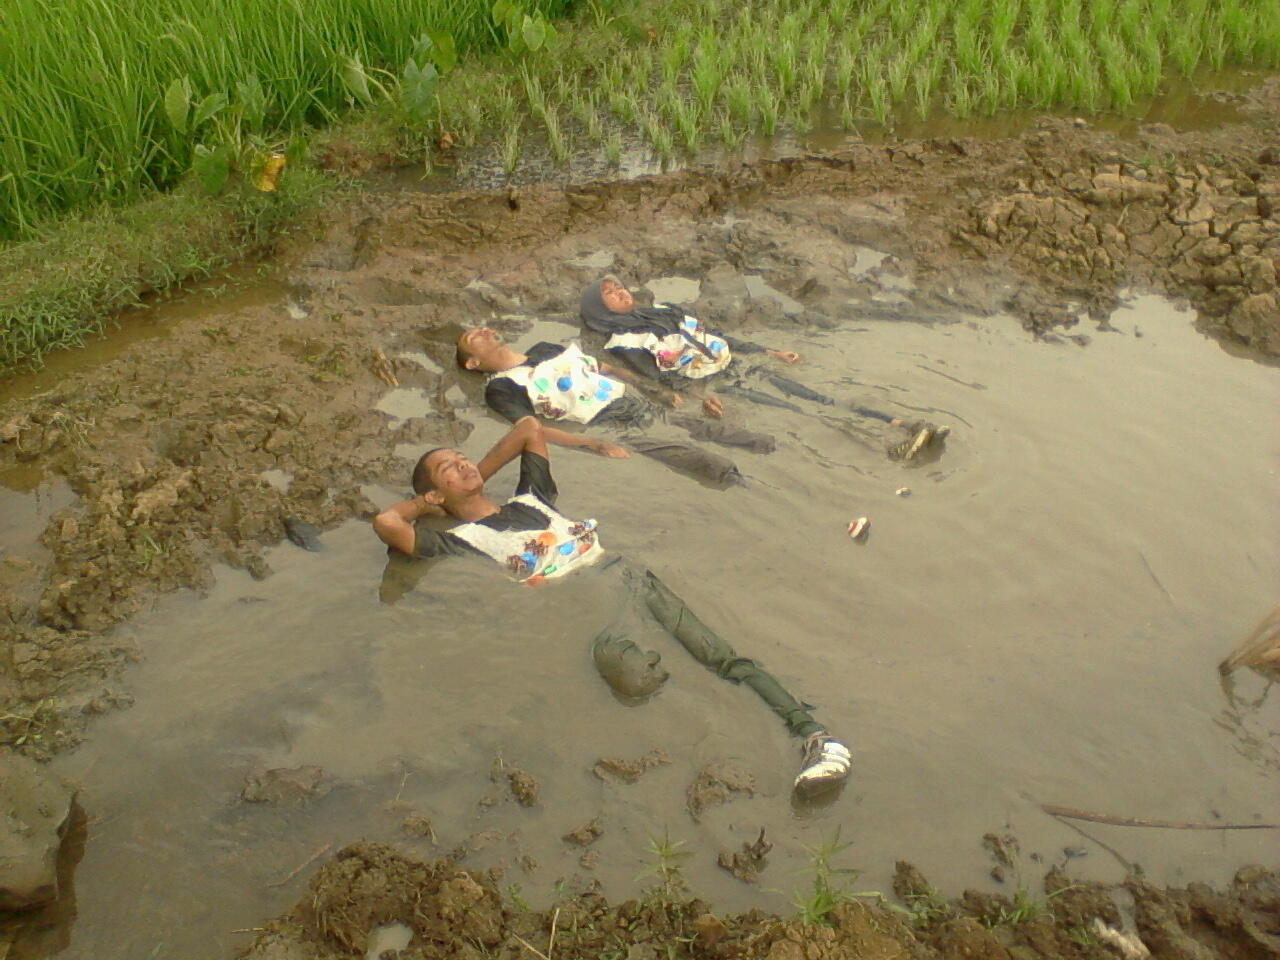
[27,293,1277,959]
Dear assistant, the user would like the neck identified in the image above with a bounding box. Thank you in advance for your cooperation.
[446,491,500,522]
[488,346,527,372]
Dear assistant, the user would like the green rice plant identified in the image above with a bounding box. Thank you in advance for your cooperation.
[757,83,780,136]
[724,78,754,125]
[608,90,640,125]
[690,45,725,115]
[604,130,622,166]
[718,110,746,148]
[501,126,521,176]
[639,110,674,161]
[543,106,568,164]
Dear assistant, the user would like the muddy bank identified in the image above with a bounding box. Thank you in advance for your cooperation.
[241,842,1280,960]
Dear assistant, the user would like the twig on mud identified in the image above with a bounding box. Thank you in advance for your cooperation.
[1029,796,1278,830]
[1048,813,1136,874]
[513,908,560,960]
[268,841,334,888]
[1137,550,1181,617]
[512,934,551,960]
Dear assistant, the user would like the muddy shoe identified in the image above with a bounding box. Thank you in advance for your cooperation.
[888,426,935,461]
[899,420,951,445]
[792,732,852,796]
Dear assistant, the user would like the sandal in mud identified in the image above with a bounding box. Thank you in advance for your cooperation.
[888,425,935,461]
[793,732,852,795]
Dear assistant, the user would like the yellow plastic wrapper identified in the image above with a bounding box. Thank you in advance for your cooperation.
[256,154,286,192]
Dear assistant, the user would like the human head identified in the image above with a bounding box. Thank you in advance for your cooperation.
[455,326,508,372]
[411,446,484,508]
[599,274,635,313]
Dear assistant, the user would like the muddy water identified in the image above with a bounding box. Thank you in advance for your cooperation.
[30,294,1280,959]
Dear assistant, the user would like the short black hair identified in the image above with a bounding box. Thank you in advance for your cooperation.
[455,342,471,369]
[412,447,450,495]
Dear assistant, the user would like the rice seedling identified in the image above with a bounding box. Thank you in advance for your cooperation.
[604,130,622,166]
[501,126,521,176]
[543,106,569,164]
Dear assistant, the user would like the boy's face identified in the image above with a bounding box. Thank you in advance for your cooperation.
[458,326,506,371]
[423,448,484,501]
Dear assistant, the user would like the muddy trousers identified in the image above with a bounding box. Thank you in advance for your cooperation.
[602,560,824,739]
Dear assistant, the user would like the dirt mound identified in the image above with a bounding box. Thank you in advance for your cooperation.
[242,846,1280,960]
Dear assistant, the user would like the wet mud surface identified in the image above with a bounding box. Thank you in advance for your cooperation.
[0,75,1278,959]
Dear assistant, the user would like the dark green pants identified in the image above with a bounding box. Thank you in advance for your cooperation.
[603,560,824,739]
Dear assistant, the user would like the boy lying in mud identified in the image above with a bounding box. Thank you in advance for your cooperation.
[371,416,853,796]
[456,325,778,469]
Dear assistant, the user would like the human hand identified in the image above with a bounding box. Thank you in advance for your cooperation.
[417,496,447,517]
[701,396,725,419]
[669,393,686,408]
[769,349,802,364]
[592,440,631,459]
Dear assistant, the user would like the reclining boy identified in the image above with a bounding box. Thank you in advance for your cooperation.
[372,416,853,795]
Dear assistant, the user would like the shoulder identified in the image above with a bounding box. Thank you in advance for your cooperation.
[527,342,565,363]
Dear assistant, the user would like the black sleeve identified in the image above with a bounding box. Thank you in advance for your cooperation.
[722,334,768,353]
[606,344,666,381]
[484,343,565,422]
[413,527,469,560]
[515,451,557,506]
[485,378,535,422]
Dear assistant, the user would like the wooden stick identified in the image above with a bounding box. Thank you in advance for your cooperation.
[1035,801,1277,830]
[268,841,334,888]
[512,934,551,960]
[548,907,561,960]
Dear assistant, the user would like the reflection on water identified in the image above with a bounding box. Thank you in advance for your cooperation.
[22,292,1276,960]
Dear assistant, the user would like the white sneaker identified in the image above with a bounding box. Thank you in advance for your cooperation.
[793,733,852,795]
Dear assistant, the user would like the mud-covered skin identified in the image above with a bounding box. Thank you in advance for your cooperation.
[1,77,1277,761]
[243,846,1280,960]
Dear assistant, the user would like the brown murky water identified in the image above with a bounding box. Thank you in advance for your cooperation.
[24,290,1277,959]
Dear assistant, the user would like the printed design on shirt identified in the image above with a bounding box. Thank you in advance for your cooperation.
[450,494,604,583]
[603,309,731,380]
[494,341,625,424]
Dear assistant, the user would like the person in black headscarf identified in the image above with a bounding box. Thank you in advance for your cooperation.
[579,275,801,417]
[580,275,950,460]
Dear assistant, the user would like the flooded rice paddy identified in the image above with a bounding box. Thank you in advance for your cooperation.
[10,288,1276,959]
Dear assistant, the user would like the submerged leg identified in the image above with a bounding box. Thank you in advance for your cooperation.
[635,567,822,737]
[631,566,852,794]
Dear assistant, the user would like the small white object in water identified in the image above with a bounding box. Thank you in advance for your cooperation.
[847,517,871,542]
[895,487,911,497]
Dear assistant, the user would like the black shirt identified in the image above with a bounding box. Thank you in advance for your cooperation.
[484,342,567,423]
[412,452,559,560]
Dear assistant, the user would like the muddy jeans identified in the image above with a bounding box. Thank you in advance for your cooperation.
[594,558,824,739]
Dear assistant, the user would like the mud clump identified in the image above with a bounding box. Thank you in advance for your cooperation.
[717,828,772,884]
[240,765,331,807]
[506,770,540,807]
[561,817,603,847]
[247,845,1280,960]
[686,760,756,821]
[591,749,672,784]
[245,843,506,959]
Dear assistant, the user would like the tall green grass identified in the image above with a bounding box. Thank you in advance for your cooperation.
[0,0,574,240]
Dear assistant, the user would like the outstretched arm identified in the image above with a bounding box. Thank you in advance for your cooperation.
[539,424,629,458]
[372,494,440,556]
[476,416,550,479]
